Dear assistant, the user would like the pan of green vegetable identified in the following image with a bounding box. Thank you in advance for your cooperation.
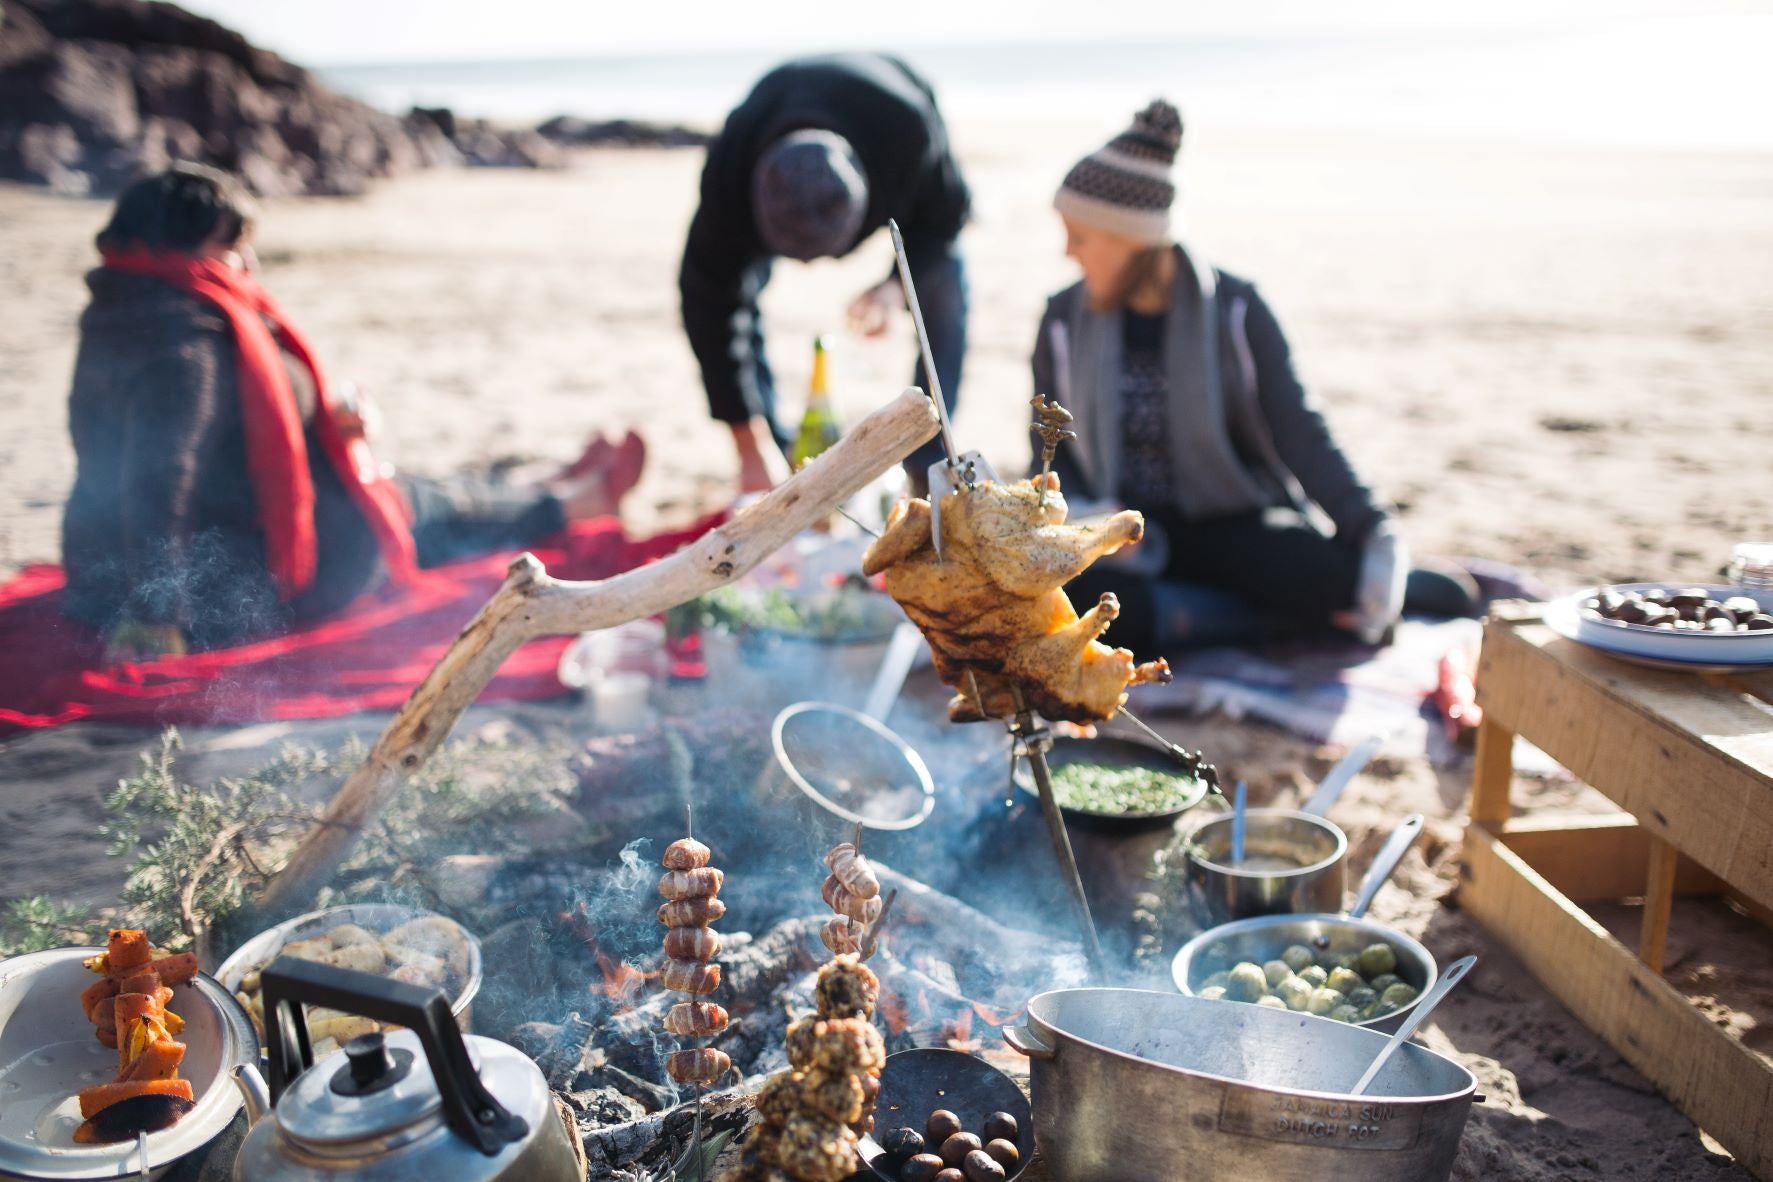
[1015,734,1214,834]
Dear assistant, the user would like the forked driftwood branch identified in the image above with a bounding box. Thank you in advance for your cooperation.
[261,389,939,915]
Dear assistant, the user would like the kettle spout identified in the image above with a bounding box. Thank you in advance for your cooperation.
[230,1063,272,1125]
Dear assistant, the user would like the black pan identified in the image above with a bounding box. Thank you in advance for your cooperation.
[858,1048,1034,1181]
[1015,733,1214,834]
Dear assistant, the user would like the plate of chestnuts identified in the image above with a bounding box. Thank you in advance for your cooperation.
[1546,583,1773,670]
[860,1048,1032,1182]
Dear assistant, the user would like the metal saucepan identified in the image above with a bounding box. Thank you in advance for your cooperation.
[1182,808,1348,927]
[1004,988,1476,1182]
[1173,815,1434,1032]
[860,1048,1033,1181]
[0,947,258,1181]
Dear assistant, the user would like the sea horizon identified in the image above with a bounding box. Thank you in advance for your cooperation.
[317,18,1773,153]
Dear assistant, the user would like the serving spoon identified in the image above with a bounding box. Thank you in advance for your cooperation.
[1349,953,1478,1095]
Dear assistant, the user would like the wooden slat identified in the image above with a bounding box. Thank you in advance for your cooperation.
[1475,621,1773,912]
[1497,814,1727,904]
[1641,836,1679,972]
[1460,826,1773,1178]
[1470,716,1516,826]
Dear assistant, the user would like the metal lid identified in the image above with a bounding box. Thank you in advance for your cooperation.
[277,1029,458,1149]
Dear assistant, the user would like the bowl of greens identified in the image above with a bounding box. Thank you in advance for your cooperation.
[1017,734,1214,833]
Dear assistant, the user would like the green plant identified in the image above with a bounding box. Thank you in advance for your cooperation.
[0,895,98,958]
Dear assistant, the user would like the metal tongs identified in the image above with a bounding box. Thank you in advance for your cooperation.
[888,219,998,559]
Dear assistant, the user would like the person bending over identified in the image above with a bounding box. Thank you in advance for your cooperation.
[62,164,645,659]
[679,53,971,493]
[1032,102,1475,653]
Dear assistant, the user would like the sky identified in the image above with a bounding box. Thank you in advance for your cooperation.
[171,0,1763,66]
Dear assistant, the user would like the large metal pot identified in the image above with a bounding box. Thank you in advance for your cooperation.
[1004,988,1476,1182]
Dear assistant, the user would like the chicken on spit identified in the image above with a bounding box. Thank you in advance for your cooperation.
[861,472,1170,723]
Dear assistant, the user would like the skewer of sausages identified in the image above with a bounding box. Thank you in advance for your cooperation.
[824,842,880,900]
[659,833,729,1084]
[819,840,884,959]
[821,876,883,925]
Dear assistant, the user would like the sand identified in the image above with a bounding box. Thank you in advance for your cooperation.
[2,125,1770,1178]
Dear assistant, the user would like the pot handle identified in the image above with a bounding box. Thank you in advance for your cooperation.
[1349,813,1425,919]
[1002,1025,1055,1060]
[259,955,527,1157]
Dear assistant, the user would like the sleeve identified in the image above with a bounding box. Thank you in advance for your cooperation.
[678,175,767,425]
[115,331,230,627]
[1243,286,1385,544]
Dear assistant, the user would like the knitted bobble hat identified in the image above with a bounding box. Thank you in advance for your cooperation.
[1053,99,1183,246]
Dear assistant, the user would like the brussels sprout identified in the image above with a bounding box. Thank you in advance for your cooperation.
[1325,967,1364,995]
[1359,943,1399,978]
[1281,945,1316,974]
[1369,973,1402,994]
[1297,965,1329,989]
[1203,971,1233,991]
[1328,1004,1362,1023]
[1274,977,1314,1012]
[1380,982,1420,1009]
[1346,986,1379,1011]
[1199,985,1227,1001]
[1306,987,1343,1016]
[1228,963,1270,1002]
[1262,960,1294,988]
[1335,953,1362,973]
[1256,995,1289,1010]
[1370,1000,1400,1020]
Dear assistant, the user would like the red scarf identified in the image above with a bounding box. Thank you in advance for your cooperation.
[100,246,418,599]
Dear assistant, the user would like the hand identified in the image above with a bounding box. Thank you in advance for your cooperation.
[730,418,790,494]
[1349,519,1408,645]
[105,619,188,665]
[846,277,901,338]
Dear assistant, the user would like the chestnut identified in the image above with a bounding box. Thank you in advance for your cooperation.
[1614,597,1649,624]
[1670,588,1709,608]
[935,1171,967,1182]
[900,1154,946,1182]
[926,1110,963,1144]
[1708,617,1737,633]
[982,1112,1019,1143]
[985,1138,1021,1169]
[963,1149,1007,1182]
[1598,590,1627,614]
[941,1132,983,1168]
[1641,588,1671,606]
[1722,596,1761,617]
[1745,614,1773,631]
[882,1127,925,1160]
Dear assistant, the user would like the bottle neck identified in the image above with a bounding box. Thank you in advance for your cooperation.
[809,347,830,400]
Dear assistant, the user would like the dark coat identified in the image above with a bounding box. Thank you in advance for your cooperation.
[679,53,971,424]
[61,270,380,647]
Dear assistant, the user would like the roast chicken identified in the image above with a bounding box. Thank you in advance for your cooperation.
[861,473,1170,723]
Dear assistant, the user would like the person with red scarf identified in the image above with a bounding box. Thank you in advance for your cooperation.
[62,164,645,659]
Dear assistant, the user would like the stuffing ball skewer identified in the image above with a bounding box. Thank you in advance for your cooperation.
[661,816,726,1182]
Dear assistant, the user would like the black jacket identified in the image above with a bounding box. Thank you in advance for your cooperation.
[678,53,971,423]
[61,270,380,647]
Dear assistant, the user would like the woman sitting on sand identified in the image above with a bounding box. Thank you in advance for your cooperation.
[1033,102,1475,652]
[61,163,645,659]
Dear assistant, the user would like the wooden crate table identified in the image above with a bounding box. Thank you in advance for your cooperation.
[1459,607,1773,1177]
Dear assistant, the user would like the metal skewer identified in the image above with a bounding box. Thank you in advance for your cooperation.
[685,805,704,1182]
[1029,395,1075,510]
[1117,705,1222,793]
[1009,687,1108,981]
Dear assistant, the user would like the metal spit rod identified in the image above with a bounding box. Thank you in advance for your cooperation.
[887,219,960,469]
[1010,693,1108,981]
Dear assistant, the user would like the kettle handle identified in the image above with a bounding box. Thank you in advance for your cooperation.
[259,956,527,1157]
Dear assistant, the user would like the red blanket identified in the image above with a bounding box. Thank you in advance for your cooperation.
[0,514,722,736]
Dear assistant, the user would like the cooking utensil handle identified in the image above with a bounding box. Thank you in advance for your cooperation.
[260,956,528,1156]
[888,219,959,466]
[863,621,923,723]
[1350,954,1478,1095]
[1348,812,1425,919]
[1002,1025,1056,1060]
[1301,734,1384,816]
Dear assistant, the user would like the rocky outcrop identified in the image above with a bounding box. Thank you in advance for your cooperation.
[535,115,710,149]
[0,0,592,196]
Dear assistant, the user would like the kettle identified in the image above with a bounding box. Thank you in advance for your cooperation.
[229,956,582,1182]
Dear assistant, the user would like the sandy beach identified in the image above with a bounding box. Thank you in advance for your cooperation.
[2,124,1770,1179]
